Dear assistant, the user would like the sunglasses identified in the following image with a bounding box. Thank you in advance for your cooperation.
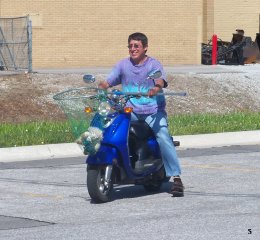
[127,44,142,49]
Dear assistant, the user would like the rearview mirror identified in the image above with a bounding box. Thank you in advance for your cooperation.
[83,74,95,83]
[147,70,162,80]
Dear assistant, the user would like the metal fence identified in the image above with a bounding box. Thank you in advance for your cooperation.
[0,16,32,72]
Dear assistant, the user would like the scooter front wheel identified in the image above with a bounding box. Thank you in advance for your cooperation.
[87,165,113,203]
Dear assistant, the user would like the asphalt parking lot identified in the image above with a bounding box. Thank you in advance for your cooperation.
[1,64,259,239]
[0,145,259,240]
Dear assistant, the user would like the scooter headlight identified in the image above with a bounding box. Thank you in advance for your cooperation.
[98,101,111,117]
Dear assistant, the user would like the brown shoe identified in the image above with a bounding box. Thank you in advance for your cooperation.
[170,178,184,197]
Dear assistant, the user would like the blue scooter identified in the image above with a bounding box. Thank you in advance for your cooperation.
[84,71,185,202]
[53,70,186,203]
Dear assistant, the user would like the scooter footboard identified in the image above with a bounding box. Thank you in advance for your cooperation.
[86,145,119,165]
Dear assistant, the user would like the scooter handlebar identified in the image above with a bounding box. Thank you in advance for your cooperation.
[107,90,187,97]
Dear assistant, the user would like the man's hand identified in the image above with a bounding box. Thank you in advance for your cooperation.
[98,81,110,89]
[148,79,164,97]
[148,86,161,97]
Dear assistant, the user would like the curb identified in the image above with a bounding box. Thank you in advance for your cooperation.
[0,131,260,163]
[0,143,84,163]
[175,130,260,149]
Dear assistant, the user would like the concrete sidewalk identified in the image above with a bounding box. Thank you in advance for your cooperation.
[0,130,259,163]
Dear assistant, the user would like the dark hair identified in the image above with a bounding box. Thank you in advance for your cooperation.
[128,32,148,47]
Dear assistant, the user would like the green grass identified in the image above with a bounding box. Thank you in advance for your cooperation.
[0,112,259,148]
[0,121,74,148]
[168,112,260,135]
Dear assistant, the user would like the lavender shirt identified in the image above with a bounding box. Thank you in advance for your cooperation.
[107,56,167,114]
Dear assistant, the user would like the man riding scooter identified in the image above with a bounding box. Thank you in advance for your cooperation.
[98,32,184,197]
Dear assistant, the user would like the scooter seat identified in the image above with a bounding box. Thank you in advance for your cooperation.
[129,120,154,140]
[129,121,180,147]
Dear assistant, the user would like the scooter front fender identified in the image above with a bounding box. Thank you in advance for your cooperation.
[86,145,119,165]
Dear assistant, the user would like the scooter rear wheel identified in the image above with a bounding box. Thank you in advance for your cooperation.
[87,166,113,203]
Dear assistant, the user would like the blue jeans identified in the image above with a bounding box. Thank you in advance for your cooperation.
[131,111,181,177]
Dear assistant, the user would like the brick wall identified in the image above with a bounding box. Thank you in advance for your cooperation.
[1,1,259,68]
[212,0,260,42]
[0,0,203,68]
[203,0,215,42]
